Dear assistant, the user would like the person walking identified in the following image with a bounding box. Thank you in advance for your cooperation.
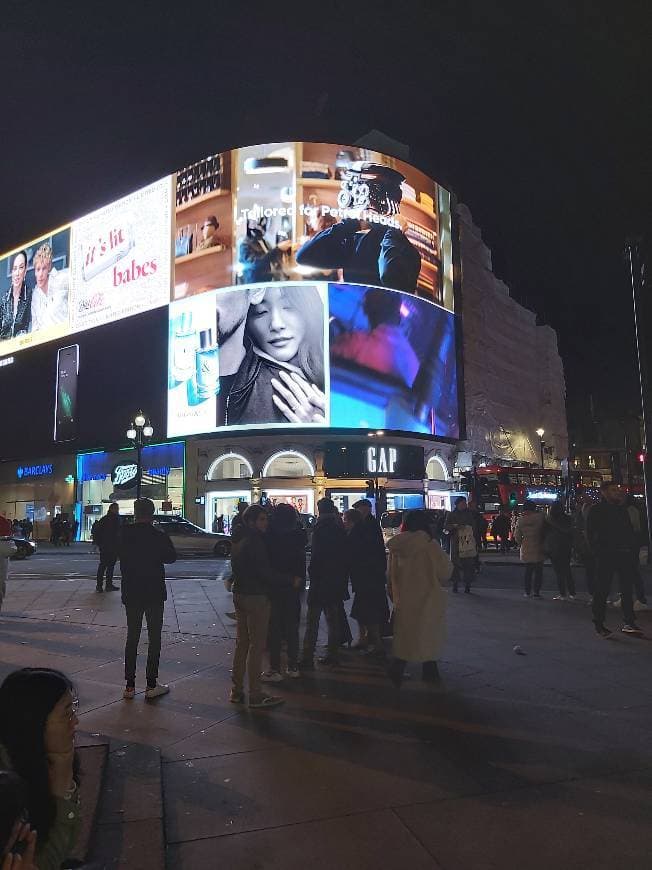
[444,497,478,593]
[301,498,349,669]
[491,509,511,553]
[262,503,307,682]
[94,503,121,592]
[626,495,647,607]
[572,498,596,600]
[587,483,643,638]
[514,501,546,597]
[119,498,177,700]
[230,504,299,708]
[545,502,576,600]
[0,516,17,613]
[348,500,389,655]
[386,510,453,687]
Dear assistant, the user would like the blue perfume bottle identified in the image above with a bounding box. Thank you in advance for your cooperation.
[195,327,219,399]
[172,311,196,383]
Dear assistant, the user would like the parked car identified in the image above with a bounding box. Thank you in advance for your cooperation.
[10,535,37,560]
[121,514,231,557]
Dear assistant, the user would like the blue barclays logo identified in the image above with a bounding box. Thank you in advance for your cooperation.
[17,463,54,479]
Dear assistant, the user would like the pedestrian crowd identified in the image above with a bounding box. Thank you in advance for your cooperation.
[0,482,648,865]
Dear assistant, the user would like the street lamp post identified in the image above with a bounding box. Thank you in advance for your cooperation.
[536,428,546,469]
[126,411,154,500]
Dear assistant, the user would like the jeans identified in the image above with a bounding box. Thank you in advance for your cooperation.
[268,591,301,672]
[232,593,271,699]
[524,562,543,595]
[551,555,575,596]
[124,603,164,688]
[592,552,635,627]
[303,603,340,661]
[452,558,475,591]
[97,551,117,588]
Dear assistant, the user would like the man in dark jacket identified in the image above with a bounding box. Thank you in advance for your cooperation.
[94,502,121,592]
[301,498,349,668]
[119,498,177,700]
[587,482,643,638]
[351,499,388,653]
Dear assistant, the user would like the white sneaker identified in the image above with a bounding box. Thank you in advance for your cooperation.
[285,668,301,679]
[260,671,283,683]
[552,595,567,601]
[634,600,649,611]
[145,684,170,699]
[568,595,576,601]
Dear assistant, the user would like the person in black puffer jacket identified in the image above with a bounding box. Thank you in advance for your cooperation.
[262,504,307,681]
[301,498,348,668]
[545,502,575,599]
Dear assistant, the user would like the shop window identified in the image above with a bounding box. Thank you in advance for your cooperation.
[207,453,253,481]
[426,456,448,481]
[263,451,314,478]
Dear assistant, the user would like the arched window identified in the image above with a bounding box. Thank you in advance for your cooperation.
[262,451,314,478]
[426,455,449,481]
[206,453,253,481]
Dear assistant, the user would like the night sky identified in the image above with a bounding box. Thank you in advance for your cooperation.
[1,1,650,435]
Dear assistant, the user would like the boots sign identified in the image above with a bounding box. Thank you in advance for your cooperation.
[111,462,139,490]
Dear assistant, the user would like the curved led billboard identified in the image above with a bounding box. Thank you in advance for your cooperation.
[0,142,460,444]
[167,280,459,439]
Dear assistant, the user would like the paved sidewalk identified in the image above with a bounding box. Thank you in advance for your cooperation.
[1,571,652,869]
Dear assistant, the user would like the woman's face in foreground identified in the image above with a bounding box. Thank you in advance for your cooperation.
[248,288,304,362]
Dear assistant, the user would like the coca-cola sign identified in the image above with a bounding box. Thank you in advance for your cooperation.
[111,462,139,490]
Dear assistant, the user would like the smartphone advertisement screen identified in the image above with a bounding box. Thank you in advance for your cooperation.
[54,345,79,442]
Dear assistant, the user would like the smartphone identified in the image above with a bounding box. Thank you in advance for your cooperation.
[54,344,79,442]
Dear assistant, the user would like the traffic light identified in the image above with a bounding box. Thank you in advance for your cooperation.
[638,452,646,463]
[508,491,518,509]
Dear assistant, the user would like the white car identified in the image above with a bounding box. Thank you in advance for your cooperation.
[149,515,231,557]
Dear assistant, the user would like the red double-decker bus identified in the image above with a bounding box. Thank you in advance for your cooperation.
[462,465,565,511]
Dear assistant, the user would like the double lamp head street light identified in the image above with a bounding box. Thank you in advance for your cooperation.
[126,411,154,500]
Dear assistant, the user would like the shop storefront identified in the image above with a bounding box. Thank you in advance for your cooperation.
[0,456,77,540]
[77,442,185,539]
[187,435,432,529]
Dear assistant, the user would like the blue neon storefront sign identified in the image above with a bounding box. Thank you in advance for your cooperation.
[78,443,183,483]
[17,463,54,479]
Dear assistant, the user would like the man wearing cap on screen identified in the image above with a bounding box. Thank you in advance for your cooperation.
[196,215,223,251]
[296,162,421,293]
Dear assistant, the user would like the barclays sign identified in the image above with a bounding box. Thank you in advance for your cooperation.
[17,463,54,480]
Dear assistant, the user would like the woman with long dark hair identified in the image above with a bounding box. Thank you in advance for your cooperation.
[245,284,326,423]
[0,668,80,870]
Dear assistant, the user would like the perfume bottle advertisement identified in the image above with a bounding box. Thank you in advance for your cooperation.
[167,290,220,436]
[167,281,329,436]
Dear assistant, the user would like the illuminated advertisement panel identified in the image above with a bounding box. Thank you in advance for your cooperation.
[174,142,454,312]
[69,177,173,331]
[0,177,173,358]
[167,280,459,439]
[0,227,72,355]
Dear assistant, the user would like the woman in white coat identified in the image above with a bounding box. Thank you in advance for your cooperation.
[387,510,453,687]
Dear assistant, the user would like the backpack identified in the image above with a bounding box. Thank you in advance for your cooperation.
[457,524,477,558]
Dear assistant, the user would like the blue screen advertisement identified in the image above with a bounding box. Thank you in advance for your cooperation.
[167,281,459,439]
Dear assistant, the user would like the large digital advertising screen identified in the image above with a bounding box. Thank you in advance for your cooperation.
[0,177,174,358]
[167,280,459,439]
[0,141,460,447]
